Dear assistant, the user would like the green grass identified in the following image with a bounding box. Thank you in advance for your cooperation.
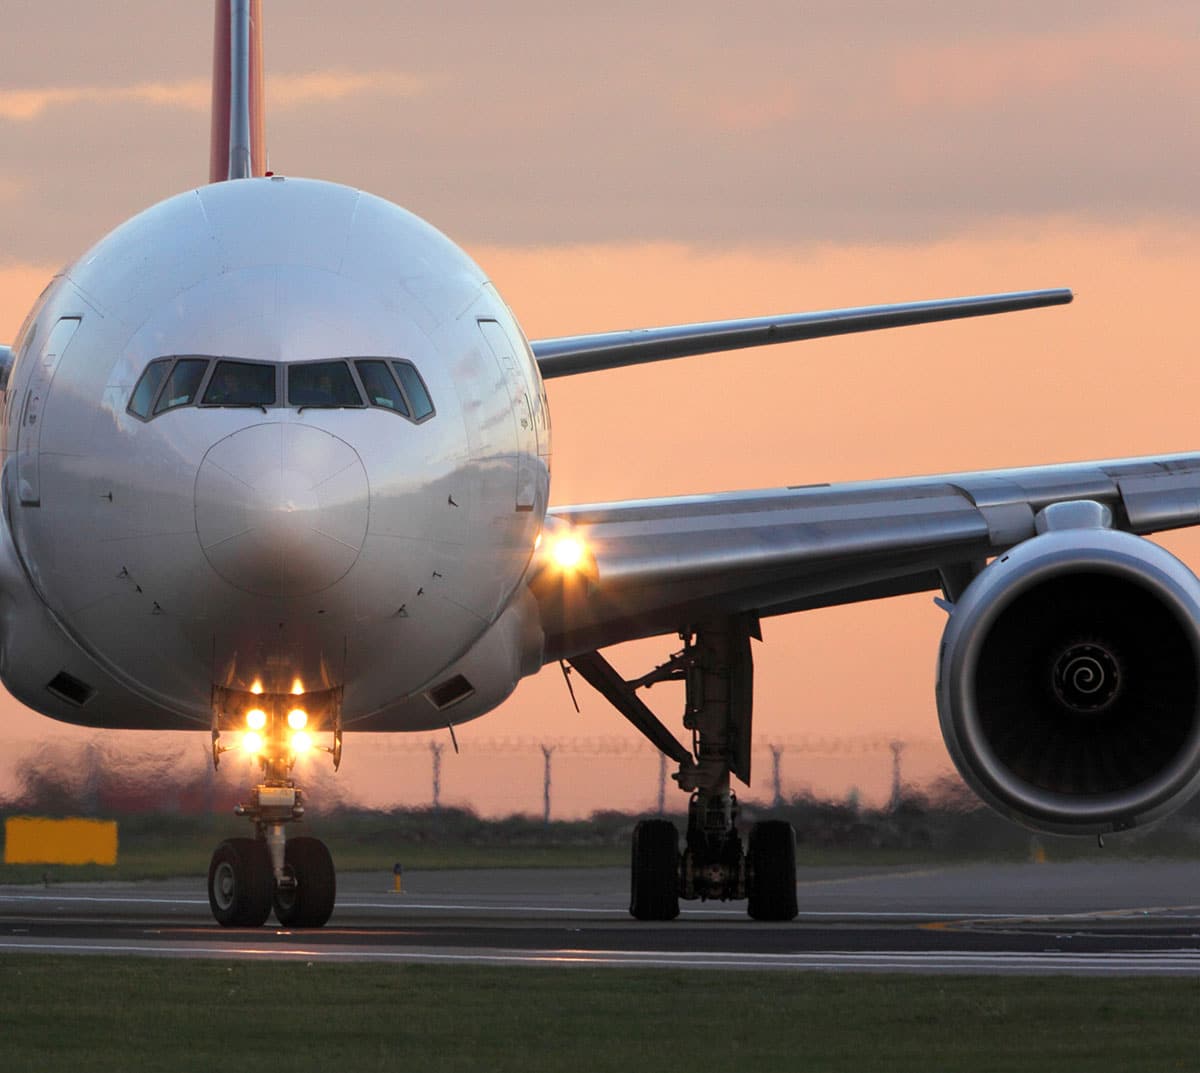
[1,832,1193,885]
[0,957,1197,1072]
[3,804,1198,883]
[0,839,629,883]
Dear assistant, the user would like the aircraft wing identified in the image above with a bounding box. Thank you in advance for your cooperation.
[531,289,1072,378]
[534,453,1200,661]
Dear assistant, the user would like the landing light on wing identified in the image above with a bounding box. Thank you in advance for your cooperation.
[549,533,587,572]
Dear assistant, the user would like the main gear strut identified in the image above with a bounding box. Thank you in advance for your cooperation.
[569,616,798,921]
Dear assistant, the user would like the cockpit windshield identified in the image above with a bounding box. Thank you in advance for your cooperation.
[287,361,364,408]
[128,355,434,423]
[202,360,276,407]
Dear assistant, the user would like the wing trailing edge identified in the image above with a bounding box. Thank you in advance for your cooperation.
[531,288,1072,380]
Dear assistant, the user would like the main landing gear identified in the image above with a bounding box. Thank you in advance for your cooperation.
[207,687,342,928]
[569,618,799,922]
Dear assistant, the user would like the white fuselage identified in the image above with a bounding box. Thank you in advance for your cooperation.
[0,177,550,731]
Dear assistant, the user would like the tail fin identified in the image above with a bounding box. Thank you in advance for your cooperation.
[209,0,266,183]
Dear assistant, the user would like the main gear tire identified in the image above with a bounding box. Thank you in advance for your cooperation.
[747,820,798,921]
[629,818,680,921]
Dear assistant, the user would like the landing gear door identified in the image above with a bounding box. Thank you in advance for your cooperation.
[478,319,538,511]
[17,316,80,506]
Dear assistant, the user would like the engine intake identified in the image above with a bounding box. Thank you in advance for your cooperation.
[937,526,1200,834]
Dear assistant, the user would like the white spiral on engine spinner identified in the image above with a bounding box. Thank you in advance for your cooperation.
[1052,642,1121,712]
[1062,655,1106,695]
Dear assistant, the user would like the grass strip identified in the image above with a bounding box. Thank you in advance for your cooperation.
[0,840,631,883]
[0,956,1197,1072]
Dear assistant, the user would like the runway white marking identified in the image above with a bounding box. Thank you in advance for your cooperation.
[5,890,1200,924]
[2,936,1200,974]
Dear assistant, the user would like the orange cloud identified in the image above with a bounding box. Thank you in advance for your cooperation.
[893,26,1197,111]
[269,70,425,108]
[0,71,425,122]
[675,81,802,133]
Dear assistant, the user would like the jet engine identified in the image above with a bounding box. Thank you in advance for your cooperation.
[937,513,1200,834]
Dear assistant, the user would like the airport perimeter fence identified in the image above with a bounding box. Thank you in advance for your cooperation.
[0,731,957,822]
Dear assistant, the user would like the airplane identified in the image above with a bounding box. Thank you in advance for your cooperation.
[5,0,1200,929]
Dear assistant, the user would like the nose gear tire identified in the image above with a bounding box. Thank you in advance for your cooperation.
[208,838,273,927]
[272,836,336,928]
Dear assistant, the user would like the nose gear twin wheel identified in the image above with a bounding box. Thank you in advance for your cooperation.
[208,838,273,927]
[272,836,336,928]
[208,836,335,928]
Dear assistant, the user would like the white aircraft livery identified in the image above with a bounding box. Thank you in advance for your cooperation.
[7,1,1200,928]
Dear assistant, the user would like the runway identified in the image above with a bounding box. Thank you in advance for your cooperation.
[3,859,1200,973]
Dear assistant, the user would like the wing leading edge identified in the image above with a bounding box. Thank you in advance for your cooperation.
[531,288,1072,379]
[533,453,1200,662]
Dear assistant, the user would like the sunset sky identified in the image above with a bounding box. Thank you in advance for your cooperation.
[0,2,1197,814]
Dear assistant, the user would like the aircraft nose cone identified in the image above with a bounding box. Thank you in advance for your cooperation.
[195,424,368,597]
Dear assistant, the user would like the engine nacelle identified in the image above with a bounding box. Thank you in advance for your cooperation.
[937,522,1200,835]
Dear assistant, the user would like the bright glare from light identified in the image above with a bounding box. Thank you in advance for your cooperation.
[291,730,312,753]
[291,678,304,696]
[246,708,267,730]
[250,680,263,695]
[242,731,264,754]
[287,708,308,730]
[550,534,586,571]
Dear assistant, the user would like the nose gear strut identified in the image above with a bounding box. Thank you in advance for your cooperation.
[207,687,342,927]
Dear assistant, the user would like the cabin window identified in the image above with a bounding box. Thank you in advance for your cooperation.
[202,360,276,407]
[287,361,363,408]
[392,361,434,420]
[128,359,173,419]
[153,358,209,414]
[355,360,409,415]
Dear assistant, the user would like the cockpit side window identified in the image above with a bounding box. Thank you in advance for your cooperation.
[287,361,363,408]
[128,358,173,419]
[392,361,434,420]
[354,360,409,415]
[152,358,209,415]
[202,360,276,407]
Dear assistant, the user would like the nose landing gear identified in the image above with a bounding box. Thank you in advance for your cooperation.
[208,689,342,928]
